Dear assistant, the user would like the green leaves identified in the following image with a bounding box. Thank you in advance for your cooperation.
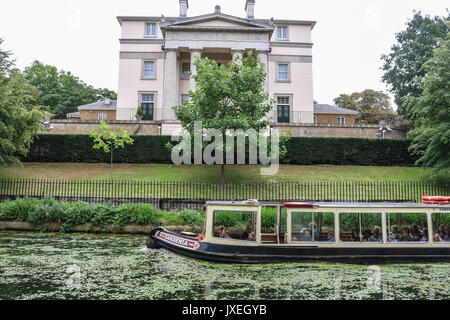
[0,39,50,165]
[381,11,449,116]
[23,60,117,119]
[404,28,450,177]
[89,121,134,154]
[174,52,274,135]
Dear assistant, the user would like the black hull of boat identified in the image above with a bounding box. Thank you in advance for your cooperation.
[149,228,450,264]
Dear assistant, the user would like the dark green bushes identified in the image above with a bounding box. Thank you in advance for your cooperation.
[0,198,204,232]
[22,135,417,166]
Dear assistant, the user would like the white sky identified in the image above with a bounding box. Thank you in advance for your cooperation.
[0,0,448,109]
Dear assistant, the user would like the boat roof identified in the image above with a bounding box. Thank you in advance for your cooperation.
[206,200,450,209]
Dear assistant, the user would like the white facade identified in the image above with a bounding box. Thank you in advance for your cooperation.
[116,0,316,128]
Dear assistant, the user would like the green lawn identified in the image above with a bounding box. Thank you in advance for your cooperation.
[0,163,439,182]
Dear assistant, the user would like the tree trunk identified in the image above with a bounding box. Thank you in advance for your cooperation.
[220,164,225,185]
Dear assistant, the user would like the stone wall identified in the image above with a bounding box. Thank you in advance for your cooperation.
[45,120,408,139]
[272,123,407,139]
[46,120,160,135]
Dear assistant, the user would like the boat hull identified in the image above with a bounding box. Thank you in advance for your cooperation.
[148,228,450,264]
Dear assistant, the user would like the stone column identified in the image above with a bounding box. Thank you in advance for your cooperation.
[257,51,269,93]
[163,49,178,121]
[231,50,244,64]
[190,49,202,92]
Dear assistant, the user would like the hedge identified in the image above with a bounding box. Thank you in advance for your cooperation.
[21,134,417,166]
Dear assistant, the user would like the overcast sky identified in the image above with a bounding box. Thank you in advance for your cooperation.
[0,0,448,109]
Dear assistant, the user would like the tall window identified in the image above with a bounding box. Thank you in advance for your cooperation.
[338,117,346,125]
[145,23,156,36]
[213,210,257,242]
[277,26,288,40]
[339,212,382,243]
[277,97,290,123]
[291,212,335,243]
[432,212,450,243]
[98,112,107,120]
[143,61,155,79]
[386,212,428,243]
[181,62,190,79]
[277,63,289,81]
[141,93,155,120]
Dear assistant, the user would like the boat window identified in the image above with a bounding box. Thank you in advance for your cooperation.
[261,206,278,234]
[432,212,450,243]
[339,212,382,243]
[213,210,257,241]
[291,212,335,243]
[386,213,428,243]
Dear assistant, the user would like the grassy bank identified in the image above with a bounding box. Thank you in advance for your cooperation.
[0,163,440,182]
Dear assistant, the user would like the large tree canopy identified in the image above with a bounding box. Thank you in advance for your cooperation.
[173,52,280,183]
[403,28,450,177]
[24,61,117,119]
[381,11,449,116]
[0,39,49,164]
[333,89,398,124]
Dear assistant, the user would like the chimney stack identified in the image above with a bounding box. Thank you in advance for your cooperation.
[245,0,255,19]
[179,0,189,17]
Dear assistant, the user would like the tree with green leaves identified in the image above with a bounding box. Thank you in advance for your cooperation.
[89,121,134,180]
[381,11,449,116]
[403,28,450,178]
[333,89,398,124]
[0,38,50,165]
[173,52,283,184]
[24,61,117,119]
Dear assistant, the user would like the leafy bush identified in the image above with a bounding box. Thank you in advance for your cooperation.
[0,198,39,221]
[27,198,70,231]
[0,198,205,232]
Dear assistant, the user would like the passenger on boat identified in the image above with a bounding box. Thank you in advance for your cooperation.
[308,223,319,240]
[399,228,412,242]
[369,226,382,242]
[389,225,400,241]
[445,227,450,241]
[410,224,422,241]
[303,229,312,241]
[351,229,360,242]
[248,232,256,241]
[218,225,232,239]
[437,225,446,239]
[420,228,429,242]
[362,229,372,242]
[240,225,253,240]
[327,230,335,242]
[433,233,443,242]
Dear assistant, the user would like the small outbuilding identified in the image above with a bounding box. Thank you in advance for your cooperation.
[66,98,117,121]
[313,104,359,125]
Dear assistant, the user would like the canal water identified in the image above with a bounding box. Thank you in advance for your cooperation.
[0,231,449,300]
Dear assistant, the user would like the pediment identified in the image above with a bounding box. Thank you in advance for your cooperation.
[161,13,274,31]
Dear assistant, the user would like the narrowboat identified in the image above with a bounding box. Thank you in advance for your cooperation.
[146,200,450,263]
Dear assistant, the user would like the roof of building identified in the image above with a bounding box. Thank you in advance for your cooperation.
[77,99,117,111]
[117,15,316,28]
[66,112,81,118]
[314,104,359,115]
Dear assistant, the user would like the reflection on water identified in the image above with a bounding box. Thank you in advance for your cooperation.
[0,231,449,300]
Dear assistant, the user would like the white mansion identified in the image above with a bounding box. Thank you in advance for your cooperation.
[116,0,316,132]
